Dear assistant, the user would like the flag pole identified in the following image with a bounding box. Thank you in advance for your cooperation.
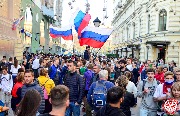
[93,48,101,63]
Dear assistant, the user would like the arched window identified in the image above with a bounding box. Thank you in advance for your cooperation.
[139,18,141,36]
[159,9,167,31]
[133,22,135,39]
[127,26,129,41]
[148,14,150,33]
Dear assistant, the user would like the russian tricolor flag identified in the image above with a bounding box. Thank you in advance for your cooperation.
[72,9,91,38]
[49,25,73,40]
[79,26,113,48]
[12,16,24,30]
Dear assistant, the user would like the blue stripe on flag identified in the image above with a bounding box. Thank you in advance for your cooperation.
[81,31,110,42]
[50,28,72,36]
[74,10,85,32]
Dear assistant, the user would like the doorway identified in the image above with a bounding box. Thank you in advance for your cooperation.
[158,47,166,62]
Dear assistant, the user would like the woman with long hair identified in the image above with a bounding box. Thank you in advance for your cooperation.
[10,59,21,83]
[115,75,135,116]
[38,68,55,113]
[124,71,137,96]
[16,89,41,116]
[11,68,24,114]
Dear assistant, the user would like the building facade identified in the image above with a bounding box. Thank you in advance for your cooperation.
[0,0,23,60]
[0,0,63,60]
[112,0,180,66]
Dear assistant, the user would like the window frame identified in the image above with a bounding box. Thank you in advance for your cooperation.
[158,9,167,31]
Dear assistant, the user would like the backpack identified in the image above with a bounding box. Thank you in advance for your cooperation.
[92,81,107,108]
[41,79,49,100]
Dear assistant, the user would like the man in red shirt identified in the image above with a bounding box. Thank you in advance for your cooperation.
[155,66,164,83]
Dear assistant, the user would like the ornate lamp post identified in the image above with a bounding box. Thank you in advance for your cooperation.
[93,17,101,27]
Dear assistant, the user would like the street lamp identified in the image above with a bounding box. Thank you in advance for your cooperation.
[93,17,101,57]
[93,17,101,27]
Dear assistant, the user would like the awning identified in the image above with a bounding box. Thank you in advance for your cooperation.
[146,41,170,46]
[127,44,140,48]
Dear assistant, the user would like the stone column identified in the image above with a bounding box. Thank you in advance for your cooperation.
[139,43,146,62]
[31,11,41,53]
[146,44,153,61]
[44,19,50,54]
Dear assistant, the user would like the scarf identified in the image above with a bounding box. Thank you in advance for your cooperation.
[163,83,172,94]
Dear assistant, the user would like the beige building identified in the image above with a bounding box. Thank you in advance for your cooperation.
[112,0,180,66]
[0,0,23,60]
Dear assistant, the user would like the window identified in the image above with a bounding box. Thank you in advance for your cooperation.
[127,26,129,41]
[148,14,150,33]
[139,19,141,36]
[133,22,135,39]
[159,9,167,31]
[122,30,124,42]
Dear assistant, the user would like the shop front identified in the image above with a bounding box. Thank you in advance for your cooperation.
[146,41,170,62]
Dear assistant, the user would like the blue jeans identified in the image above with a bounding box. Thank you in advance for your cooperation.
[65,102,80,116]
[140,107,157,116]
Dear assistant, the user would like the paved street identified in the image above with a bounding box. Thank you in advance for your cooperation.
[131,98,141,116]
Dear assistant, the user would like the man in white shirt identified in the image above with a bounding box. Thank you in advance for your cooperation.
[32,56,40,78]
[0,66,13,108]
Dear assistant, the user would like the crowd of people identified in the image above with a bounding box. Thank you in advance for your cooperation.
[0,49,179,116]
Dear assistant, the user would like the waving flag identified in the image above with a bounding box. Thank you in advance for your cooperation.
[79,26,113,48]
[49,25,73,40]
[72,9,91,38]
[12,16,24,30]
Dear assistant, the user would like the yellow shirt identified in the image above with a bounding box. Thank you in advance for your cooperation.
[38,76,55,95]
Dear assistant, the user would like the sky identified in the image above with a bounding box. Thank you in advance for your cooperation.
[61,0,113,27]
[60,0,113,49]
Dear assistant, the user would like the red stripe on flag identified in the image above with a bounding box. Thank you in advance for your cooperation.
[62,35,73,40]
[50,34,73,40]
[79,38,104,48]
[78,14,91,38]
[50,33,60,38]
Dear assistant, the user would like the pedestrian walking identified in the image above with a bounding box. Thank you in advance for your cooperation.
[38,68,55,113]
[87,70,114,115]
[115,75,136,116]
[48,57,60,85]
[96,86,126,116]
[137,68,159,116]
[64,60,85,116]
[21,69,45,114]
[32,56,40,78]
[10,59,21,83]
[153,71,174,116]
[47,85,70,116]
[11,69,24,114]
[0,66,13,111]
